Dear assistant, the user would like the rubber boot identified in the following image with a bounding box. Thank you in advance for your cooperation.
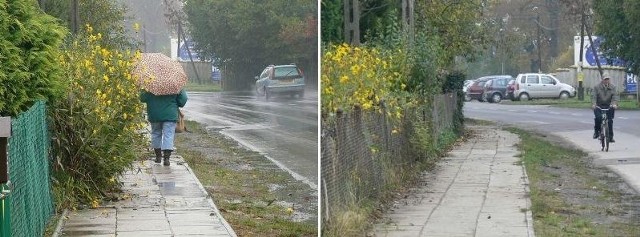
[163,150,172,166]
[154,148,162,163]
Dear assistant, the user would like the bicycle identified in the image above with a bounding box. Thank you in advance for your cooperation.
[595,106,612,152]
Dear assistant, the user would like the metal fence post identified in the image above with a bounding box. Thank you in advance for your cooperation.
[0,116,11,237]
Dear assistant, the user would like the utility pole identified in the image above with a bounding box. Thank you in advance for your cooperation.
[537,13,542,73]
[577,6,585,101]
[402,0,415,47]
[71,0,79,35]
[177,23,182,60]
[177,19,201,84]
[585,21,603,77]
[343,0,360,45]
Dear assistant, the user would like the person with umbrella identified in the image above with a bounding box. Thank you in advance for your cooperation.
[136,53,189,166]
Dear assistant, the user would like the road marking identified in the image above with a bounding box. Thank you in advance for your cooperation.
[570,113,581,116]
[523,121,550,125]
[618,117,628,120]
[548,111,560,115]
[579,121,591,124]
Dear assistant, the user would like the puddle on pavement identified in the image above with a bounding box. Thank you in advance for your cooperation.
[268,184,283,192]
[274,200,313,222]
[157,181,184,195]
[63,229,113,236]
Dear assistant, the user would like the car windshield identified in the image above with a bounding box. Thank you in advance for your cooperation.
[274,67,299,78]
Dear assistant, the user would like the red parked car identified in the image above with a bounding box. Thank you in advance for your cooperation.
[466,77,490,102]
[506,79,516,100]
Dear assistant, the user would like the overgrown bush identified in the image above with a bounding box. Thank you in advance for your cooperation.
[0,0,66,116]
[444,70,467,135]
[49,25,147,210]
[321,43,411,120]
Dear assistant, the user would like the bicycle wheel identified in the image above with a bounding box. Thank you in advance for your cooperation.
[600,123,606,151]
[603,122,610,152]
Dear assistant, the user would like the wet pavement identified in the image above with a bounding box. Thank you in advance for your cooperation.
[375,126,534,237]
[57,155,236,236]
[182,91,318,189]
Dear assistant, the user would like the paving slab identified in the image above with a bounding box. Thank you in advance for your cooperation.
[58,156,236,236]
[375,126,534,237]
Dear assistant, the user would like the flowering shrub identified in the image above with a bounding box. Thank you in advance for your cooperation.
[49,25,147,210]
[321,44,412,119]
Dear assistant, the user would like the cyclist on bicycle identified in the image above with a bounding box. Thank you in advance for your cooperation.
[591,73,619,142]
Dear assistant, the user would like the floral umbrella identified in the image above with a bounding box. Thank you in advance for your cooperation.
[134,53,187,95]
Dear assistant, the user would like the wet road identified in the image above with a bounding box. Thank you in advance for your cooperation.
[463,101,640,137]
[182,90,318,189]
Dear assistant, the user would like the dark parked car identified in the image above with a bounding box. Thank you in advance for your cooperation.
[482,75,515,103]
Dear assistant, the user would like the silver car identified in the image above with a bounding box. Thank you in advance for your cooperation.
[512,73,576,101]
[255,64,305,100]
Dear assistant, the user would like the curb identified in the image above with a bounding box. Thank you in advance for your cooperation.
[520,163,536,237]
[50,209,68,237]
[176,156,238,237]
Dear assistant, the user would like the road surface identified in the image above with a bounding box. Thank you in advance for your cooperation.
[464,101,640,193]
[182,90,318,189]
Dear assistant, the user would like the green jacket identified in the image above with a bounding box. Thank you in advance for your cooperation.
[591,82,619,107]
[140,89,188,122]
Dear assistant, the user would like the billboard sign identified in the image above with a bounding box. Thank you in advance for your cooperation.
[626,72,638,93]
[178,40,205,61]
[574,36,625,67]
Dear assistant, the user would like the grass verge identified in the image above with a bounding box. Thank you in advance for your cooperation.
[174,120,317,237]
[508,128,640,236]
[183,82,223,92]
[501,97,639,110]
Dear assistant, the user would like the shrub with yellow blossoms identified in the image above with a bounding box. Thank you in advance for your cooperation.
[50,25,147,210]
[321,44,411,120]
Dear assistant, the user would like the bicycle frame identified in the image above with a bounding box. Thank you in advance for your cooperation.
[595,106,610,152]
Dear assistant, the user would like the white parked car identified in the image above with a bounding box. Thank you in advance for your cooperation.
[512,73,576,101]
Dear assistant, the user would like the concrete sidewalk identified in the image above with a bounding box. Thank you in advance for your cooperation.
[57,155,236,236]
[375,126,535,237]
[554,130,640,193]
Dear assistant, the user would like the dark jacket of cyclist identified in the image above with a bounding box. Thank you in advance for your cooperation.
[590,73,619,142]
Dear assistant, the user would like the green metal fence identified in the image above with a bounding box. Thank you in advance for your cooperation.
[5,101,53,237]
[1,183,10,237]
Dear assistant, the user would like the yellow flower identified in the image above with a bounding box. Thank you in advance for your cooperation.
[350,65,360,75]
[91,199,99,208]
[133,23,140,32]
[339,76,348,83]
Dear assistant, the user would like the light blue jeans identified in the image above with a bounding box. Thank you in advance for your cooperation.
[151,122,177,150]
